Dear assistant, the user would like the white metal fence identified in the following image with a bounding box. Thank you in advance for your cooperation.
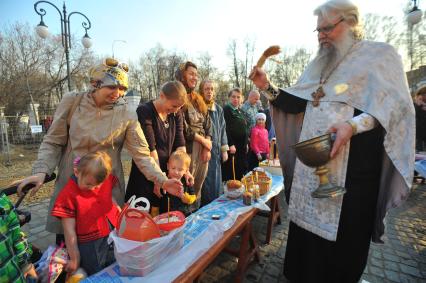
[0,113,54,176]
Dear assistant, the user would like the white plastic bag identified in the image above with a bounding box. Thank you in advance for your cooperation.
[109,223,184,276]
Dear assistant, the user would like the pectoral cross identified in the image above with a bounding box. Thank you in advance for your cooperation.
[311,85,325,107]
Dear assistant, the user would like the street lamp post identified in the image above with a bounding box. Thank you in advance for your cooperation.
[407,0,423,70]
[34,1,93,91]
[112,39,127,59]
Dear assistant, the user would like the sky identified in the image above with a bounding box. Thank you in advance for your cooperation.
[0,0,416,70]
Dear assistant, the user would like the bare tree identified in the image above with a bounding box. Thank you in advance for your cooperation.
[409,10,426,69]
[381,16,401,48]
[269,47,312,88]
[0,22,96,117]
[214,76,232,106]
[362,13,381,41]
[361,10,426,71]
[243,37,255,94]
[129,44,186,100]
[0,23,48,118]
[227,39,240,88]
[197,52,214,81]
[226,38,256,96]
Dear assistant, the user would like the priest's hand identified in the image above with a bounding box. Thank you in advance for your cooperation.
[229,145,236,154]
[328,122,353,159]
[249,67,269,90]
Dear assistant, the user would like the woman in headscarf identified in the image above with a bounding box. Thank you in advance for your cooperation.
[199,79,229,206]
[17,58,183,238]
[176,61,212,211]
[125,81,190,215]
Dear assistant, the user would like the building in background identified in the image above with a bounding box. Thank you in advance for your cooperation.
[407,65,426,95]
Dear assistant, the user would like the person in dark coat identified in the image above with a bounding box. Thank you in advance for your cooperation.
[414,82,426,151]
[222,88,249,181]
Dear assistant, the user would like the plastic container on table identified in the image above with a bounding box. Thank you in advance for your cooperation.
[224,182,245,199]
[153,211,186,233]
[116,196,161,242]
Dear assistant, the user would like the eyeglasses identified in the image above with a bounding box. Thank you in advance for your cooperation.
[314,18,345,34]
[105,58,129,72]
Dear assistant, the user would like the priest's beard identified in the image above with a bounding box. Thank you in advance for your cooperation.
[312,31,355,79]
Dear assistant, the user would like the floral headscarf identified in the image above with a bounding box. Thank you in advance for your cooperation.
[89,60,129,90]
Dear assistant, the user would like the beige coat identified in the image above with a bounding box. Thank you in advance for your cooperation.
[32,91,168,234]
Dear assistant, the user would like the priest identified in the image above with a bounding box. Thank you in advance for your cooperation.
[250,1,415,282]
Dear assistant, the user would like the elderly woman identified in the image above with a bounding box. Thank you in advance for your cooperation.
[176,62,212,211]
[17,59,183,237]
[125,81,189,215]
[222,88,249,181]
[199,79,229,206]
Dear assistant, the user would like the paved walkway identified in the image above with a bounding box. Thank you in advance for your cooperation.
[21,183,426,282]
